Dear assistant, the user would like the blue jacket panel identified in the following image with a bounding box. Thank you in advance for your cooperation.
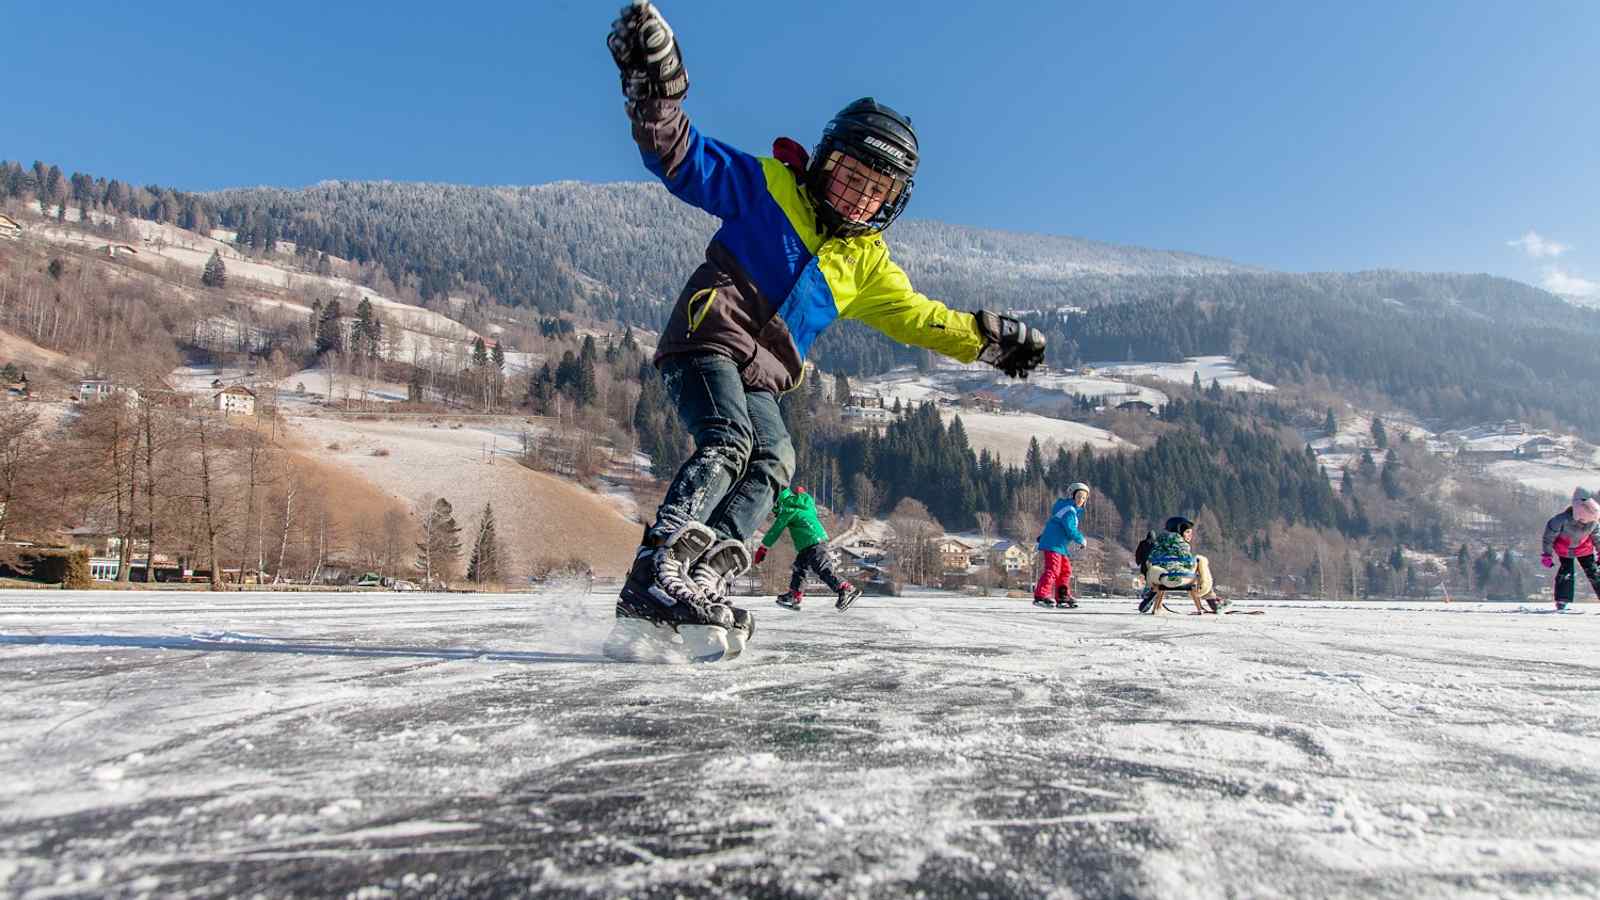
[1036,500,1085,555]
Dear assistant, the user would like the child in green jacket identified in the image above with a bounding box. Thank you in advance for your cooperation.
[753,487,860,611]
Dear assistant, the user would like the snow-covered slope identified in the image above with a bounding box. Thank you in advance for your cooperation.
[2,590,1597,897]
[27,212,485,364]
[949,410,1128,463]
[289,415,642,576]
[1093,355,1276,393]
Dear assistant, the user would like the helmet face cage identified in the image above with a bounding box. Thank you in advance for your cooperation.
[807,99,918,237]
[818,151,906,231]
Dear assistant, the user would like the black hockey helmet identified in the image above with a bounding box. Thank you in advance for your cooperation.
[807,98,919,237]
[1165,516,1195,535]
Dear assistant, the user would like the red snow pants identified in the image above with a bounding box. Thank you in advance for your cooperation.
[1034,550,1072,601]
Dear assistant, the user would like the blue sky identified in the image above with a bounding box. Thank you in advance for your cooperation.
[6,0,1598,293]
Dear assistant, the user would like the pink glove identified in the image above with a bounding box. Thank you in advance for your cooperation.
[752,546,768,565]
[1542,552,1555,569]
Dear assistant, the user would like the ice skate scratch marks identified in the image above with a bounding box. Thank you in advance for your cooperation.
[962,810,1149,828]
[0,634,607,665]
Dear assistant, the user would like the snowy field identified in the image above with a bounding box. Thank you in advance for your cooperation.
[1095,356,1277,393]
[1486,459,1599,499]
[851,365,1166,414]
[944,410,1128,464]
[3,591,1600,898]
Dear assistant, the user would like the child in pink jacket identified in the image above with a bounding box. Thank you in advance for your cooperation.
[1541,487,1600,610]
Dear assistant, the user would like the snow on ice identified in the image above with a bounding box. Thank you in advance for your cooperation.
[3,589,1599,897]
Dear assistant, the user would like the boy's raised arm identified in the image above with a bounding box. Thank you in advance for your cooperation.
[606,2,765,220]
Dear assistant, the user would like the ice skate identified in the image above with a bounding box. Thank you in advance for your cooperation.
[604,523,733,663]
[835,582,861,611]
[690,538,755,659]
[776,589,804,611]
[1032,596,1056,609]
[1055,586,1078,609]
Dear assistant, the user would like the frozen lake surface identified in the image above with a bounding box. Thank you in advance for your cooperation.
[2,590,1599,898]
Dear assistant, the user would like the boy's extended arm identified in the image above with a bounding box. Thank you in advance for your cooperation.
[608,2,764,219]
[628,102,766,220]
[846,254,985,362]
[849,252,1045,377]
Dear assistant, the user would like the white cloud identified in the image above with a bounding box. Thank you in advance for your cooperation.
[1542,268,1600,297]
[1508,230,1570,258]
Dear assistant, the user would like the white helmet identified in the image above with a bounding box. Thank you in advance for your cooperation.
[1067,482,1091,497]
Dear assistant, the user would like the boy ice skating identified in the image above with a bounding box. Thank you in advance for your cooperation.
[1034,483,1090,609]
[753,487,860,611]
[1541,487,1600,611]
[603,1,1046,661]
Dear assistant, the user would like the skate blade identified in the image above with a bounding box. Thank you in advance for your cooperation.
[603,618,731,664]
[722,610,754,660]
[602,617,689,664]
[723,624,750,660]
[678,624,730,663]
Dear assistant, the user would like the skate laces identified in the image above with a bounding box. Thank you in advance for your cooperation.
[650,523,718,610]
[690,539,751,603]
[651,548,705,607]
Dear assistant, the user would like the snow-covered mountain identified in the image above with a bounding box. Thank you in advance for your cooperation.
[204,180,1258,319]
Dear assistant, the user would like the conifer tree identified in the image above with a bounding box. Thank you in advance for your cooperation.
[353,298,376,356]
[467,502,502,585]
[316,299,344,354]
[201,249,227,288]
[576,351,598,408]
[1358,449,1378,480]
[1380,454,1403,499]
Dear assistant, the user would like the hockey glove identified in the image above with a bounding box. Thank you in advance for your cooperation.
[1542,552,1555,569]
[752,546,768,565]
[975,311,1046,379]
[607,1,688,101]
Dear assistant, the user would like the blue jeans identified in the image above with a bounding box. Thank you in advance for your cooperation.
[650,353,796,544]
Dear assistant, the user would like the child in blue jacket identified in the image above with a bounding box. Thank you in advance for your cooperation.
[1034,483,1089,608]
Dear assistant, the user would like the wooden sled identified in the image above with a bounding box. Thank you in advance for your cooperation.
[1148,573,1209,615]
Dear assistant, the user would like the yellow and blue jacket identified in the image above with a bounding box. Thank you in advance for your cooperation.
[629,98,984,394]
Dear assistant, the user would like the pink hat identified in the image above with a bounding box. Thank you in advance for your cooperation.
[1576,498,1600,524]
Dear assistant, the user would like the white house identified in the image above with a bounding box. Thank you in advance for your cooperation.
[213,385,257,416]
[843,405,893,423]
[991,540,1034,573]
[936,537,976,572]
